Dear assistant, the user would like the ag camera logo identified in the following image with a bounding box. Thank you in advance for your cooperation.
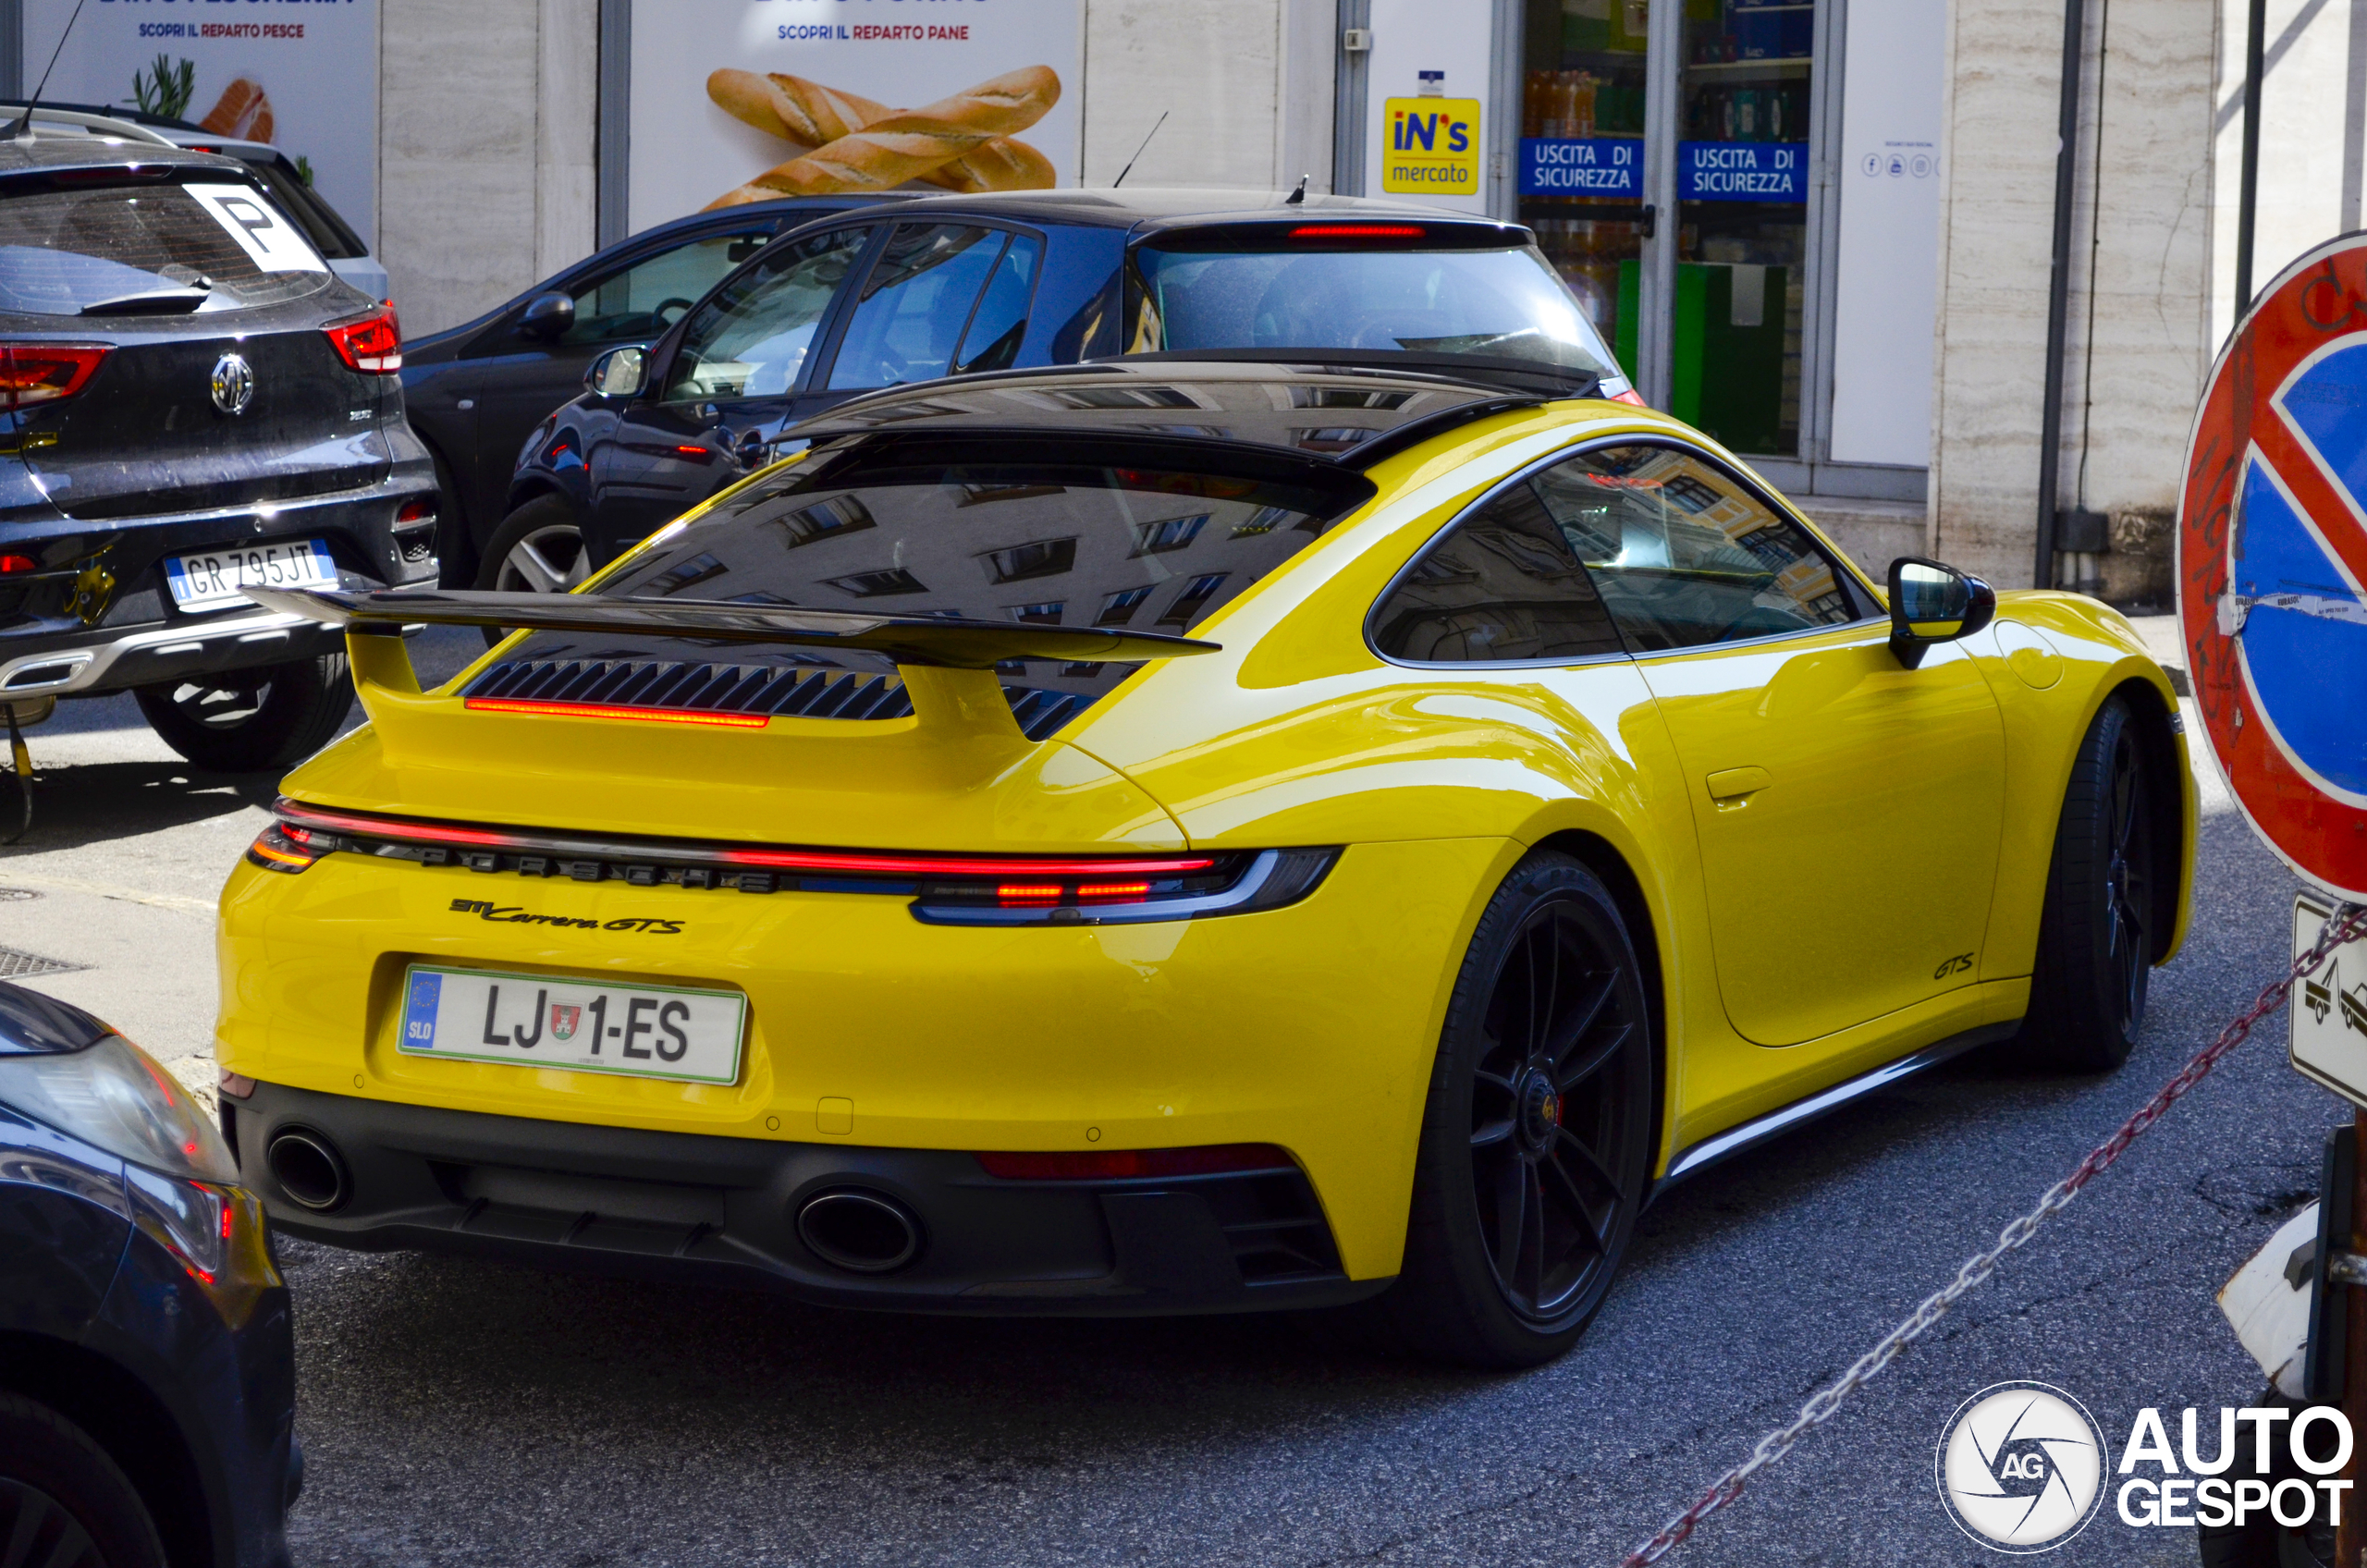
[1935,1382,2108,1552]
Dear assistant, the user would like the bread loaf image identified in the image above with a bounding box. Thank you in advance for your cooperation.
[705,66,1060,204]
[199,77,273,142]
[705,68,1057,199]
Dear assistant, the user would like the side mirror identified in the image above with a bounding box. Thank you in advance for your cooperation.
[517,290,575,342]
[1887,557,1996,669]
[584,345,647,399]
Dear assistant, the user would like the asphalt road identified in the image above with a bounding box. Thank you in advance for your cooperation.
[0,619,2336,1567]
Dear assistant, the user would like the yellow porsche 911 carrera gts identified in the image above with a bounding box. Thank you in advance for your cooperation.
[217,360,2190,1366]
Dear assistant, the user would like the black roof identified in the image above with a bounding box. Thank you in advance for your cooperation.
[791,360,1547,472]
[811,186,1533,246]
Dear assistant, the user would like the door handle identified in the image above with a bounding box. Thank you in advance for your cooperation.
[1705,766,1770,809]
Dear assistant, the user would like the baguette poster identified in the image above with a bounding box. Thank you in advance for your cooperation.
[18,0,378,244]
[631,0,1082,228]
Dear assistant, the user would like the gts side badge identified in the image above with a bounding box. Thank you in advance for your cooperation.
[449,897,683,935]
[1934,951,1975,980]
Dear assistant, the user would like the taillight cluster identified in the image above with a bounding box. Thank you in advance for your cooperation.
[251,797,1342,925]
[0,343,108,410]
[324,302,401,374]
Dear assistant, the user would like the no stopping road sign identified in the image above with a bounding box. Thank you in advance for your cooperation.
[2180,233,2367,901]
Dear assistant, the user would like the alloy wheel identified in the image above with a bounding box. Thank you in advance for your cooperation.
[494,521,588,594]
[1469,898,1646,1321]
[2102,729,2152,1031]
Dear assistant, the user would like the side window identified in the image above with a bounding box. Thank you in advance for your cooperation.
[1527,444,1873,653]
[564,231,769,347]
[1370,480,1626,664]
[952,233,1042,376]
[663,227,873,403]
[824,225,1006,391]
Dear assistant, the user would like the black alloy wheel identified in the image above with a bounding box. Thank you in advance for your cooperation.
[1379,852,1653,1366]
[2022,694,2158,1072]
[134,650,353,773]
[0,1392,166,1568]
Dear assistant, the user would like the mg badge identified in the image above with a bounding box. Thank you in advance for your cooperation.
[209,352,253,416]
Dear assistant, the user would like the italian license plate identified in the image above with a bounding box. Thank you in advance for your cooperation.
[398,965,747,1086]
[164,538,337,610]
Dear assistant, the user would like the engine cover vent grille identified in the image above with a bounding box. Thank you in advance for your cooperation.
[461,658,1091,741]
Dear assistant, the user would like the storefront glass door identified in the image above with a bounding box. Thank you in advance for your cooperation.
[1521,0,1815,459]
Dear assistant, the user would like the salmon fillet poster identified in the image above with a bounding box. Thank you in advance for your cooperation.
[21,0,379,247]
[629,0,1084,228]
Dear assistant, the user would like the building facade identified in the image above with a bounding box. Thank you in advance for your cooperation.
[11,0,2365,597]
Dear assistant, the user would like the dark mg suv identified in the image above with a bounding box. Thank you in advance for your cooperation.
[0,134,435,771]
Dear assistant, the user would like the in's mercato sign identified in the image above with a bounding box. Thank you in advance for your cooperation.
[1519,137,1640,199]
[1680,141,1808,202]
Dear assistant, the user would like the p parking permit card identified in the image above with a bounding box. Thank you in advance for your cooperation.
[183,183,327,275]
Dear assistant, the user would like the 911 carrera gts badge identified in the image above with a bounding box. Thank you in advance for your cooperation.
[549,1004,582,1042]
[210,352,253,416]
[448,897,683,935]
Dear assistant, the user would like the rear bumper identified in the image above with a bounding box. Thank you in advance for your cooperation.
[0,472,436,698]
[229,1080,1378,1317]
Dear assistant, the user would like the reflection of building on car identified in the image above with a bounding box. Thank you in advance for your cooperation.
[0,132,436,774]
[0,102,388,300]
[218,360,2189,1369]
[0,982,300,1565]
[399,193,907,590]
[491,190,1637,617]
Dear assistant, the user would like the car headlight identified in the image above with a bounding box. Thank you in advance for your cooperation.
[0,1034,279,1326]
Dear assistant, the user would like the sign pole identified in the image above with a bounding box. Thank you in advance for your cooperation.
[2344,1109,2367,1568]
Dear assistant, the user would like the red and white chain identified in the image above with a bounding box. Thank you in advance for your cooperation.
[1619,901,2367,1567]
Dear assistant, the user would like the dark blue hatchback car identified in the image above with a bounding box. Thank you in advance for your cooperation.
[485,189,1633,602]
[0,984,295,1568]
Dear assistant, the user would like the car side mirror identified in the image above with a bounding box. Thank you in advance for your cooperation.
[518,290,575,342]
[1887,557,1996,669]
[585,345,647,399]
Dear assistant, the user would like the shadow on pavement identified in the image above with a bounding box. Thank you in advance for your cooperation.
[0,760,278,851]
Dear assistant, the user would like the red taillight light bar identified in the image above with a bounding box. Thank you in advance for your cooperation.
[974,1145,1294,1181]
[1288,223,1427,240]
[463,697,771,729]
[268,798,1220,880]
[0,343,108,410]
[324,302,401,374]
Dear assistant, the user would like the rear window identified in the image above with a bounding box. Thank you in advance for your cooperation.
[560,440,1365,713]
[1130,243,1620,381]
[0,177,329,316]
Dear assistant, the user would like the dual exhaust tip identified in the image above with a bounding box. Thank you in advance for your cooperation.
[796,1189,923,1274]
[263,1125,925,1276]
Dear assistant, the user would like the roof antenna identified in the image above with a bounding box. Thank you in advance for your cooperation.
[1111,111,1168,189]
[8,0,90,141]
[1285,174,1309,205]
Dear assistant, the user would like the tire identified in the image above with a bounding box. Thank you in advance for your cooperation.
[474,494,588,647]
[135,651,353,773]
[1373,851,1655,1367]
[0,1390,166,1568]
[2021,694,2157,1072]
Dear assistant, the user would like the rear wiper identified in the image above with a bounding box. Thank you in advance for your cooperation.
[77,287,210,317]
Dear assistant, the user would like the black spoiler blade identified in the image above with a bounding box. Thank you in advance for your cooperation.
[243,587,1221,669]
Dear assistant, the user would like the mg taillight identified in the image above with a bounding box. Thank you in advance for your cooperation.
[325,303,401,374]
[0,344,109,410]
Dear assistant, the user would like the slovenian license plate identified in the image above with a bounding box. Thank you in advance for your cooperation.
[397,965,747,1086]
[164,538,337,610]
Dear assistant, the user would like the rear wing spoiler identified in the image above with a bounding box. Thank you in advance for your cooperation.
[242,587,1222,669]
